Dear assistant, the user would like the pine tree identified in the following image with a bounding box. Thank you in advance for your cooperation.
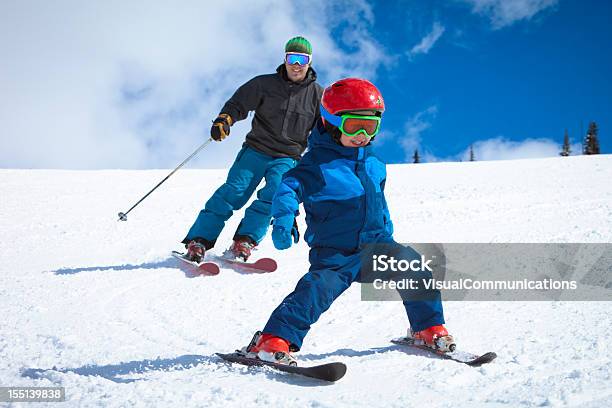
[469,145,475,162]
[413,149,420,163]
[560,129,571,156]
[583,122,600,155]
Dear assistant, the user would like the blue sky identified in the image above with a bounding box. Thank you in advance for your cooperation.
[0,0,609,168]
[366,0,611,162]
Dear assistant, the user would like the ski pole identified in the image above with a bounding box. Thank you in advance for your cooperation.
[117,137,214,221]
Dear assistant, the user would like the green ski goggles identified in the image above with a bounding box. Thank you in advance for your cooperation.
[338,114,381,137]
[320,106,382,138]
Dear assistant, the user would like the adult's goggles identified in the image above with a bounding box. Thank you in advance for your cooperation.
[285,52,311,66]
[320,106,382,138]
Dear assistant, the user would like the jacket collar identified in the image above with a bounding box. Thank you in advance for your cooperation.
[276,64,317,86]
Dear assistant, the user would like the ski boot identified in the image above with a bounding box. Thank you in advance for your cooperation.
[185,240,207,263]
[411,324,456,352]
[228,237,257,262]
[243,331,297,366]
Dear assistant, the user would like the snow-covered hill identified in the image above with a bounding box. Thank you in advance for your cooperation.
[1,155,611,407]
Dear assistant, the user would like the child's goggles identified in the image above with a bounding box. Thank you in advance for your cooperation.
[320,106,382,138]
[285,52,311,66]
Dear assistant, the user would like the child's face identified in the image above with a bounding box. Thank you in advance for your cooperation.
[339,132,369,147]
[339,110,378,148]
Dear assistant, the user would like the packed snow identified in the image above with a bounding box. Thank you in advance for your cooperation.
[1,154,611,407]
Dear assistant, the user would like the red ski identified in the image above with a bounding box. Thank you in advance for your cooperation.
[171,251,220,275]
[216,256,278,273]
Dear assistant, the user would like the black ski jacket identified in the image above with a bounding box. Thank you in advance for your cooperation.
[219,65,323,160]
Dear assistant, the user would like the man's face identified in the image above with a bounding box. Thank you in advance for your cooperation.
[284,60,309,83]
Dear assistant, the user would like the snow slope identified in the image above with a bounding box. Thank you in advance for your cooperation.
[1,155,611,407]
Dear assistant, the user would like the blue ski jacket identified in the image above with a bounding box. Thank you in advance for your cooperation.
[271,122,394,252]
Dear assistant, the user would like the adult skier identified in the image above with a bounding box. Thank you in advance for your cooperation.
[182,36,323,262]
[239,78,454,365]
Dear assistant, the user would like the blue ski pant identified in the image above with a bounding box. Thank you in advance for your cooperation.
[184,146,297,246]
[263,243,445,350]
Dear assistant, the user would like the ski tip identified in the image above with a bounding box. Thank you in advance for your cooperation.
[253,258,278,273]
[199,263,220,275]
[466,352,497,366]
[320,362,347,382]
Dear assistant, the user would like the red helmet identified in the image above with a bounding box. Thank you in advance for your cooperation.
[321,78,385,115]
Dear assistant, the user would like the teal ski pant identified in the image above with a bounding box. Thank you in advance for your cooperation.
[184,146,297,247]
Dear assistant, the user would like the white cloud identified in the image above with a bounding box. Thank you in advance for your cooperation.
[0,0,388,169]
[462,136,561,161]
[399,106,438,161]
[462,0,558,29]
[409,22,446,57]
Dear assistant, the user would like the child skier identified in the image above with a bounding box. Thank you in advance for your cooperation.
[240,78,455,365]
